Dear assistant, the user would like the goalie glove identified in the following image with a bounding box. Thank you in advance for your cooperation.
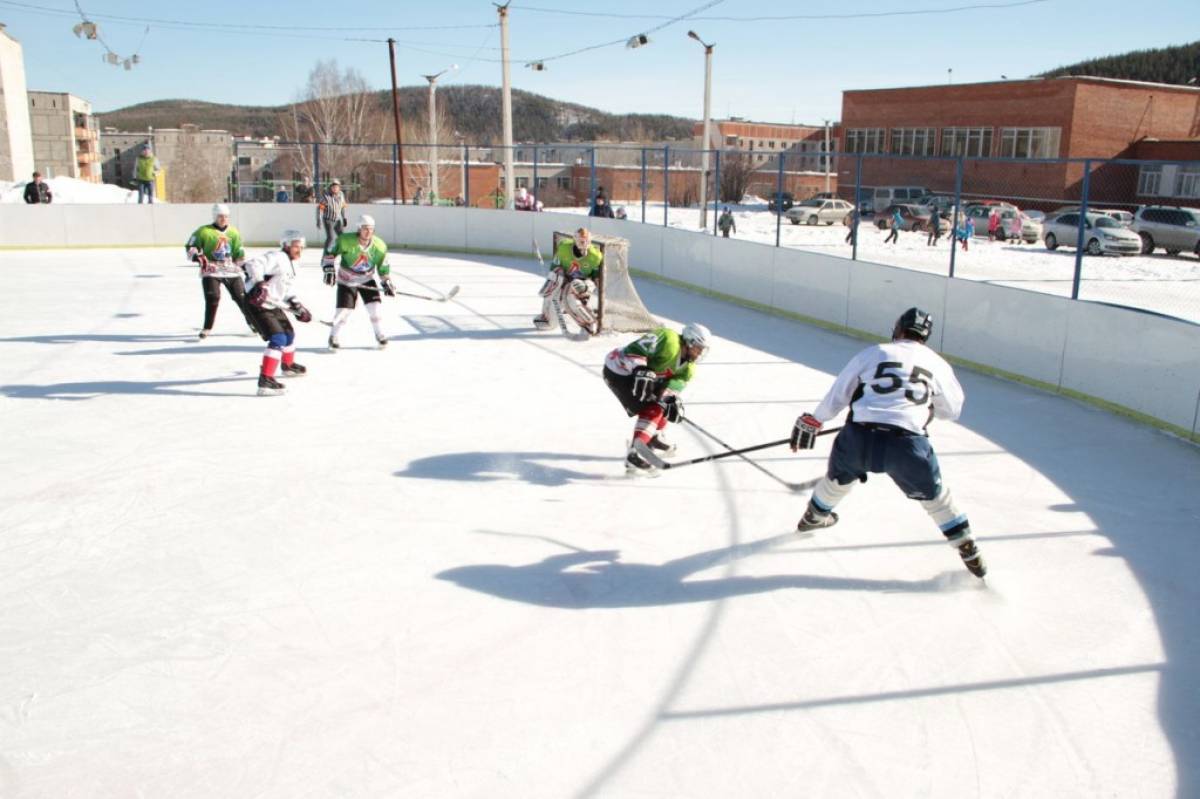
[631,366,661,403]
[660,394,685,424]
[539,270,564,298]
[380,276,396,297]
[247,279,272,308]
[789,413,822,451]
[287,297,312,323]
[321,256,337,286]
[569,279,591,301]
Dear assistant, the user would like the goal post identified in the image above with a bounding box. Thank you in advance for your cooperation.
[551,230,658,332]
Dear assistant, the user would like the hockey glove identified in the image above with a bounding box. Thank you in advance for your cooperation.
[660,395,685,424]
[322,259,337,287]
[380,277,396,297]
[631,367,661,402]
[247,280,271,308]
[569,279,591,301]
[196,254,215,275]
[790,413,822,451]
[287,298,312,323]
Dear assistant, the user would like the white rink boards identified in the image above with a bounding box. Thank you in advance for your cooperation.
[0,246,1197,798]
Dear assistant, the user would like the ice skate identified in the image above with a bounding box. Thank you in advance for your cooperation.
[648,434,676,456]
[796,502,838,532]
[327,335,340,351]
[198,328,211,340]
[950,534,987,578]
[281,362,307,377]
[625,447,659,478]
[257,374,286,396]
[376,335,388,349]
[532,315,552,330]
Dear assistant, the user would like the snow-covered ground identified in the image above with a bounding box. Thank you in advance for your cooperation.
[2,246,1198,797]
[552,199,1200,323]
[1,175,143,204]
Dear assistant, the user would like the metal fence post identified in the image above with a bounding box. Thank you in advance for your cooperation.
[1072,158,1092,300]
[775,152,785,248]
[464,144,470,207]
[392,144,399,205]
[853,153,862,261]
[663,146,670,227]
[949,156,963,277]
[313,143,321,195]
[712,148,721,236]
[640,147,647,224]
[589,147,596,213]
[533,145,539,206]
[231,140,240,202]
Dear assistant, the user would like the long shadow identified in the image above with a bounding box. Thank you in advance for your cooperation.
[436,533,975,610]
[1,375,253,400]
[0,333,196,345]
[116,345,263,357]
[395,451,616,487]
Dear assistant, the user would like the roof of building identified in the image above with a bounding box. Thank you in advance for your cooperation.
[845,75,1200,95]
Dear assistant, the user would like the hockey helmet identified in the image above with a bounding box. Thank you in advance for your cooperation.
[894,307,933,342]
[357,214,376,230]
[279,229,306,249]
[212,203,230,219]
[681,322,711,361]
[573,227,591,250]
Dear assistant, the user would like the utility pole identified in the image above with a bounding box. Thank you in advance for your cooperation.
[823,119,831,194]
[689,31,714,229]
[387,39,407,203]
[422,65,456,205]
[498,3,515,210]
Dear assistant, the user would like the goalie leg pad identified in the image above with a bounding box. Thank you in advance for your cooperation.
[537,295,560,329]
[564,289,595,328]
[538,271,564,298]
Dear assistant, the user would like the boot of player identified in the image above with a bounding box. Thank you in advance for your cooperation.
[796,500,838,532]
[281,362,307,377]
[257,373,286,396]
[947,529,987,578]
[625,445,659,477]
[648,433,676,456]
[532,315,552,330]
[376,335,388,349]
[328,335,340,351]
[198,329,211,340]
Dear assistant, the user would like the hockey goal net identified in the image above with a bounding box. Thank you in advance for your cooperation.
[552,230,658,333]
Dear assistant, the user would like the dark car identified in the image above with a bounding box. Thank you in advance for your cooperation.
[767,192,795,212]
[875,203,934,231]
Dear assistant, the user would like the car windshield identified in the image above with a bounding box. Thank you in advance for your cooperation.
[799,199,824,207]
[1093,216,1119,229]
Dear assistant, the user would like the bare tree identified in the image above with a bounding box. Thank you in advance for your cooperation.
[401,99,458,203]
[718,152,762,204]
[280,60,389,199]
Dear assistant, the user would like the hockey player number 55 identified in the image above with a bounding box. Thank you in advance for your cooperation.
[870,361,933,405]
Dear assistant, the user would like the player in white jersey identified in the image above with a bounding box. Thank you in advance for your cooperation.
[788,307,986,578]
[243,230,314,396]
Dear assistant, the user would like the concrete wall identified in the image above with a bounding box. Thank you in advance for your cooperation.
[0,25,35,182]
[2,202,1197,439]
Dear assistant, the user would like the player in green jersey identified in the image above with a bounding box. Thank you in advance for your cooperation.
[602,322,711,475]
[321,214,395,349]
[185,203,258,339]
[534,227,604,333]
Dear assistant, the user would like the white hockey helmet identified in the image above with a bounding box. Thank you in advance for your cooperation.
[357,214,376,230]
[573,227,591,250]
[279,229,306,249]
[517,186,528,198]
[681,322,711,360]
[212,203,230,219]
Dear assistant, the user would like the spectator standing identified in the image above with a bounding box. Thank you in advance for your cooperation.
[926,212,943,246]
[884,206,903,244]
[294,180,315,203]
[275,187,290,203]
[514,186,538,211]
[1008,212,1024,244]
[959,217,974,251]
[845,206,860,246]
[590,189,615,218]
[718,206,736,238]
[23,171,52,204]
[413,186,425,206]
[135,145,161,204]
[316,179,349,253]
[987,208,1000,241]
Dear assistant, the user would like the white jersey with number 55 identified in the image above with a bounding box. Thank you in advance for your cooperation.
[812,340,963,434]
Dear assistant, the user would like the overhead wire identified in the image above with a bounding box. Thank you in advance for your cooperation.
[511,0,1051,22]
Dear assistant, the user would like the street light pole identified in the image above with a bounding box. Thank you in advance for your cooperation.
[823,119,831,194]
[688,30,714,230]
[387,38,407,204]
[498,2,515,211]
[422,65,456,205]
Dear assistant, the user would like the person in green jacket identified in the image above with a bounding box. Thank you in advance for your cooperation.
[186,203,259,339]
[601,322,711,475]
[135,145,160,204]
[534,227,604,332]
[321,214,394,350]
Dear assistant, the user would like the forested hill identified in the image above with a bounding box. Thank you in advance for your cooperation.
[1038,41,1200,85]
[98,85,697,143]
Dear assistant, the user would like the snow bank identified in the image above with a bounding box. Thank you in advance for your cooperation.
[1,176,147,204]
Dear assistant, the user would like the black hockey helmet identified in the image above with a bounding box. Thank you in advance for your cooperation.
[894,307,933,342]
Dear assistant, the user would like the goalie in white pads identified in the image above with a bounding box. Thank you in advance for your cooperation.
[602,323,710,475]
[788,307,985,578]
[243,230,314,396]
[534,227,602,334]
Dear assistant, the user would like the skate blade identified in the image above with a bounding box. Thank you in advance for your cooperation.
[257,387,286,396]
[625,465,660,479]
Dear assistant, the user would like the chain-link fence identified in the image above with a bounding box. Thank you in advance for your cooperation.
[229,141,1200,321]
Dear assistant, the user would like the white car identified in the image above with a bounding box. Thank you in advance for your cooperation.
[786,198,854,226]
[1043,212,1141,256]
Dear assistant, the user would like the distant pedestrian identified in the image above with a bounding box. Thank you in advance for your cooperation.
[927,213,943,246]
[316,179,349,253]
[987,208,1000,241]
[590,188,615,218]
[958,217,974,251]
[275,187,290,203]
[845,206,860,245]
[23,171,52,204]
[135,145,160,204]
[413,186,425,206]
[884,207,903,244]
[1008,212,1024,244]
[718,206,736,238]
[515,186,538,211]
[294,180,314,203]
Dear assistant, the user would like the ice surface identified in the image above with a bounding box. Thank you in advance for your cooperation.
[1,247,1198,797]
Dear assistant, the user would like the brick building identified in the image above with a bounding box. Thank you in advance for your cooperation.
[838,76,1200,208]
[694,118,838,172]
[558,163,831,208]
[28,90,99,182]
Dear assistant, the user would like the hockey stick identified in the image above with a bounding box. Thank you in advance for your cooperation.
[633,425,840,489]
[533,238,590,342]
[392,285,460,303]
[680,417,839,492]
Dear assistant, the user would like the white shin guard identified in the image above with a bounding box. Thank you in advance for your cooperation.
[330,307,353,337]
[367,301,384,337]
[919,488,971,540]
[811,476,855,515]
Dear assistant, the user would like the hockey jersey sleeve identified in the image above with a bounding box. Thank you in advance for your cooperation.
[930,355,964,421]
[811,346,875,423]
[229,228,245,263]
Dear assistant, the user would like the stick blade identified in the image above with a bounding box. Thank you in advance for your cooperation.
[633,439,669,470]
[444,285,461,301]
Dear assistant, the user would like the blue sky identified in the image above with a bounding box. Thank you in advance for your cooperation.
[2,0,1198,125]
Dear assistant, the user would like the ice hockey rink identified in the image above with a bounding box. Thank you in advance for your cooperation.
[2,245,1199,798]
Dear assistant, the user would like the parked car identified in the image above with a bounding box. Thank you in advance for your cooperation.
[1131,206,1200,256]
[964,204,1041,243]
[870,185,930,211]
[875,203,934,231]
[767,192,795,212]
[807,192,836,201]
[1043,212,1141,256]
[1092,208,1134,227]
[786,198,854,226]
[916,194,956,215]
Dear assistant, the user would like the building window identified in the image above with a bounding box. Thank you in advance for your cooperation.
[1138,165,1163,196]
[845,128,885,154]
[998,127,1061,159]
[238,156,251,166]
[556,176,571,190]
[890,128,937,156]
[516,177,529,189]
[941,127,993,158]
[1176,166,1200,198]
[537,177,548,189]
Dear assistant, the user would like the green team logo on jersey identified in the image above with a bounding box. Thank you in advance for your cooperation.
[329,233,390,276]
[623,328,695,391]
